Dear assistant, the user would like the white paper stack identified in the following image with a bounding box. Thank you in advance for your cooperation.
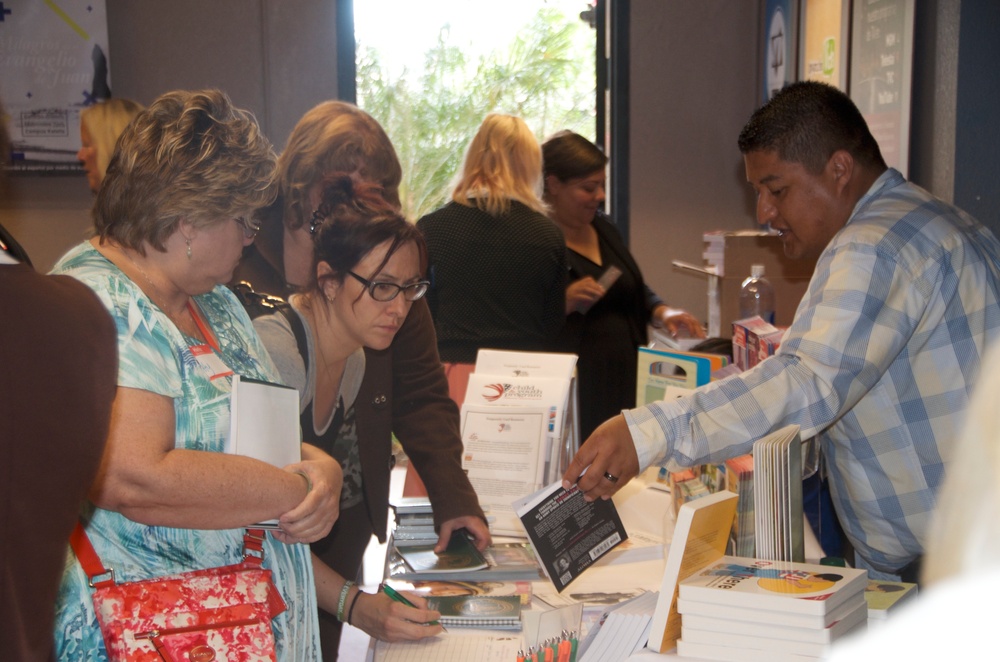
[676,556,868,661]
[578,591,659,662]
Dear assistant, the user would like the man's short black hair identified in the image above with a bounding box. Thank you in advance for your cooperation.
[738,81,887,174]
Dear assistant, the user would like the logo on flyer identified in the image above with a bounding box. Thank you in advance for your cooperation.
[481,383,544,402]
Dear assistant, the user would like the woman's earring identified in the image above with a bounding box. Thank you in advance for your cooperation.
[186,239,192,260]
[309,209,325,235]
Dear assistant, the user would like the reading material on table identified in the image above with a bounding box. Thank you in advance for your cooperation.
[577,590,659,662]
[394,531,488,575]
[678,556,868,615]
[864,579,918,620]
[226,375,301,528]
[460,404,548,536]
[387,540,544,583]
[513,481,627,592]
[424,594,523,630]
[675,556,868,660]
[646,490,737,653]
[373,631,523,662]
[753,423,803,562]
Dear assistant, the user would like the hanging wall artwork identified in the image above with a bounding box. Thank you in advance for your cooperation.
[1,1,111,172]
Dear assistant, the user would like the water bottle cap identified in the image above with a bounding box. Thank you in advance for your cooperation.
[751,264,765,278]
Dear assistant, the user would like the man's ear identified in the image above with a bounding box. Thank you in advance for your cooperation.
[828,150,855,192]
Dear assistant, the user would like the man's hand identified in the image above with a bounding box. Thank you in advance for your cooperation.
[561,415,640,501]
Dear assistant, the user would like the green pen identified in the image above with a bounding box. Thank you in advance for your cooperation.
[381,584,446,631]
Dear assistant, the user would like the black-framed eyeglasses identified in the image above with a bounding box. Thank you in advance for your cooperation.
[234,216,261,239]
[348,271,429,302]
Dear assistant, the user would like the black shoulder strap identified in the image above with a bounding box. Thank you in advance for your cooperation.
[277,303,309,365]
[230,280,309,362]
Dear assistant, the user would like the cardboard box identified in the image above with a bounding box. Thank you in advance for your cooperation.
[732,316,780,371]
[704,231,817,337]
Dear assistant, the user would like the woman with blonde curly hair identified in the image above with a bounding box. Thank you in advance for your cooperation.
[417,113,567,363]
[52,89,342,660]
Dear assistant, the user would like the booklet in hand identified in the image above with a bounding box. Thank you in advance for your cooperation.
[395,531,488,574]
[227,375,301,529]
[513,481,628,592]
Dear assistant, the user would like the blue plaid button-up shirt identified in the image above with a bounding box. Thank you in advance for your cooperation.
[627,169,1000,573]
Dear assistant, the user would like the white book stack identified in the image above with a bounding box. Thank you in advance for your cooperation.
[577,591,659,662]
[676,556,868,661]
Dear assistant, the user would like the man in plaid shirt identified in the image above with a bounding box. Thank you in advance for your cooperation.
[563,81,1000,581]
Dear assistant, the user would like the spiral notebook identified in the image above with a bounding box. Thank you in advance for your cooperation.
[424,595,523,630]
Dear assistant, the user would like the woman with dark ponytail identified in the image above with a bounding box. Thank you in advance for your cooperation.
[253,173,445,654]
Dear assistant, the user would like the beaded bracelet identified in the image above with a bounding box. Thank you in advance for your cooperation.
[336,581,355,622]
[346,588,364,625]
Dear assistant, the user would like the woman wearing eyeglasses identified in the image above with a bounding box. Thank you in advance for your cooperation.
[253,173,446,654]
[51,89,341,661]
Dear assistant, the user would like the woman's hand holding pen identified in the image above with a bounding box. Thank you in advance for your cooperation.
[351,587,443,642]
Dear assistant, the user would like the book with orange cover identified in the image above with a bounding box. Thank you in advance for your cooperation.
[646,490,738,653]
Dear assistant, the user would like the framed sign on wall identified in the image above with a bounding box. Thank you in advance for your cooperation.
[849,0,915,177]
[799,0,850,91]
[1,1,110,173]
[762,0,799,103]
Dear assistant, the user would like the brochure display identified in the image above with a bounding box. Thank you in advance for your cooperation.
[460,349,579,536]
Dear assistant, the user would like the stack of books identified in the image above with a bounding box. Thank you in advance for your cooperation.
[864,579,917,625]
[388,499,544,583]
[577,591,659,662]
[676,556,868,661]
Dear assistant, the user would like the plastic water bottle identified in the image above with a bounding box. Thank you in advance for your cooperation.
[739,264,776,324]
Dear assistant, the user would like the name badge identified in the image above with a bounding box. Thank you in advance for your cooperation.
[190,344,234,380]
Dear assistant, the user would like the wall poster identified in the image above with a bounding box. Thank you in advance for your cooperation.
[0,1,111,172]
[762,0,799,103]
[799,0,850,91]
[849,0,915,177]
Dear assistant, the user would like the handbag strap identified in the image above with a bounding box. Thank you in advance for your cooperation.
[70,522,268,587]
[70,521,115,588]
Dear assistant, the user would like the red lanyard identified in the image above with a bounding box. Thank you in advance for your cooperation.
[187,300,220,352]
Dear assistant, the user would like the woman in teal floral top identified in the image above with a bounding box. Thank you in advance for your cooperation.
[51,89,342,661]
